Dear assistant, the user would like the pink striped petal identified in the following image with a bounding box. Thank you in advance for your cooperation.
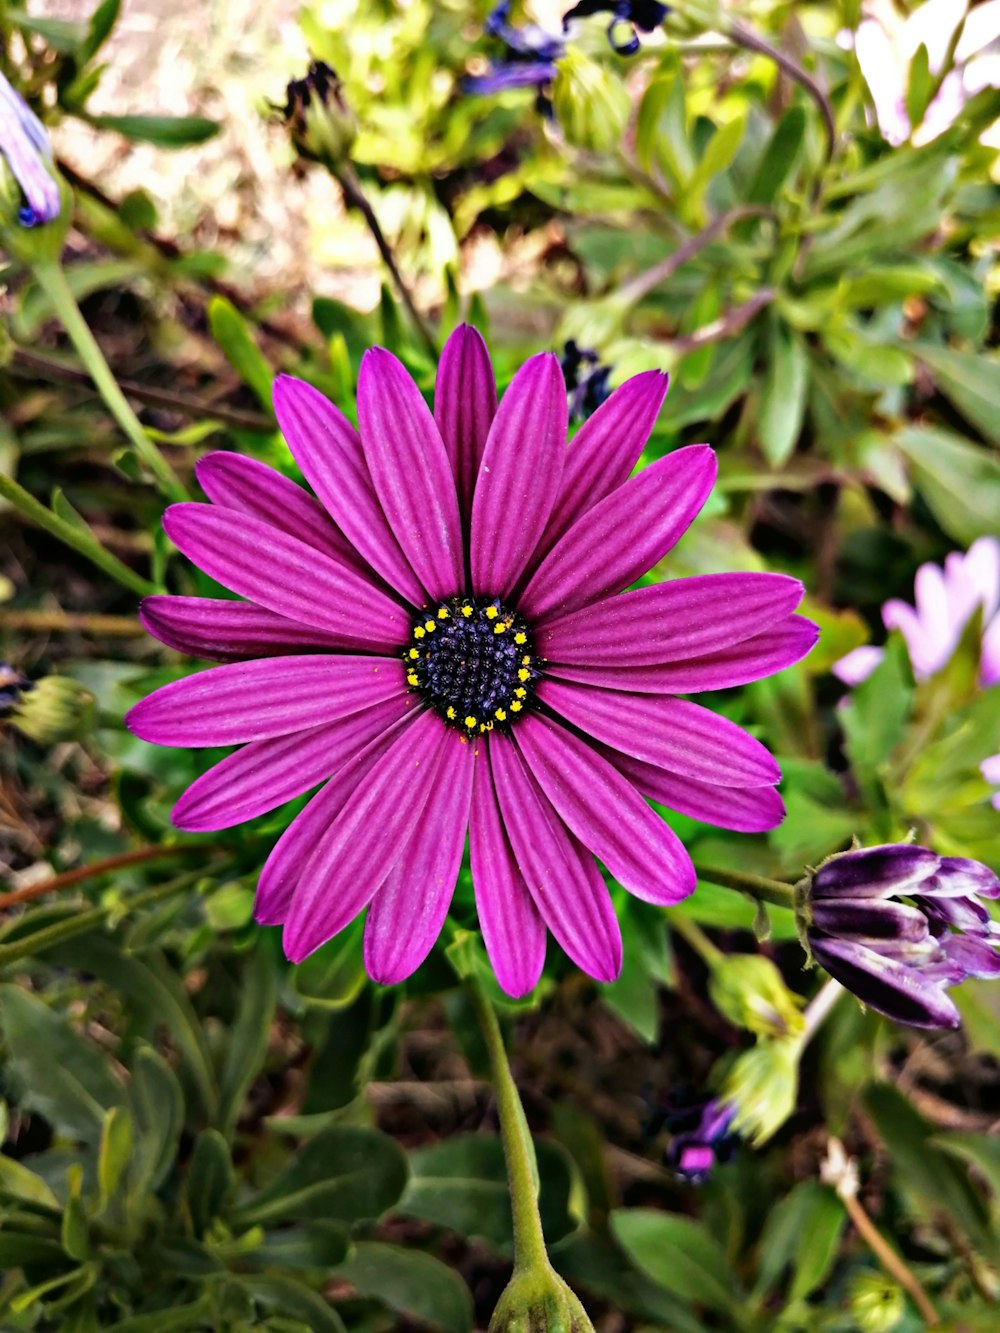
[518,446,717,621]
[536,573,804,667]
[435,324,497,531]
[254,713,416,926]
[546,616,819,694]
[364,729,476,983]
[470,738,547,997]
[283,709,453,962]
[126,656,405,747]
[172,695,414,831]
[514,712,695,905]
[273,375,426,606]
[163,504,409,652]
[538,678,780,787]
[140,596,353,661]
[470,353,566,597]
[600,746,785,832]
[531,370,668,567]
[357,348,464,600]
[195,451,363,571]
[489,732,622,981]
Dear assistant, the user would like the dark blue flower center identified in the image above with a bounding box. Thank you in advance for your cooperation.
[405,597,539,733]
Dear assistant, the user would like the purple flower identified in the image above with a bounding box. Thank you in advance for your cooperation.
[563,1,669,56]
[662,1097,737,1182]
[0,662,31,714]
[0,71,60,228]
[981,754,1000,813]
[805,844,1000,1029]
[465,2,564,104]
[126,327,816,994]
[560,340,613,422]
[834,537,1000,688]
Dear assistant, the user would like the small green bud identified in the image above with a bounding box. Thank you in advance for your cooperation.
[708,954,805,1039]
[10,674,95,745]
[718,1036,800,1146]
[489,1267,595,1333]
[850,1271,905,1333]
[282,61,357,170]
[551,49,631,153]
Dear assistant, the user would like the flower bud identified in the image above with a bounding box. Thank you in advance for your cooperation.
[9,674,95,745]
[708,954,804,1039]
[551,49,631,152]
[0,72,69,263]
[719,1037,800,1146]
[282,62,356,170]
[849,1271,906,1333]
[489,1267,595,1333]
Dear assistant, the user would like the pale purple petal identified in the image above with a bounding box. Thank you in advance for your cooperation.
[255,713,416,926]
[809,936,961,1028]
[163,504,409,652]
[538,678,780,786]
[599,746,785,832]
[434,324,497,531]
[536,574,805,667]
[832,645,884,686]
[273,375,427,606]
[514,711,695,905]
[470,353,566,597]
[283,710,453,962]
[195,451,365,571]
[981,612,1000,686]
[172,695,415,832]
[357,348,465,600]
[140,596,355,661]
[126,655,406,747]
[546,616,818,694]
[518,446,717,621]
[470,739,547,997]
[489,732,622,981]
[940,934,1000,979]
[981,753,1000,784]
[530,370,669,567]
[363,729,476,983]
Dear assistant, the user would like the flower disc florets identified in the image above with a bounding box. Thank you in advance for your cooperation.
[405,597,539,733]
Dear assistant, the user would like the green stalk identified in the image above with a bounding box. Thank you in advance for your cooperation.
[693,863,798,910]
[32,261,188,502]
[0,471,154,597]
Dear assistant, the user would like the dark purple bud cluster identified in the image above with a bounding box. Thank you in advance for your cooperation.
[560,340,613,422]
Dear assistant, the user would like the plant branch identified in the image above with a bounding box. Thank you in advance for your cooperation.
[728,21,836,162]
[0,608,144,637]
[0,844,213,909]
[668,288,777,354]
[617,206,775,308]
[693,862,798,910]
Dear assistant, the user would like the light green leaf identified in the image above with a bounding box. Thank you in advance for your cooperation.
[610,1209,737,1312]
[911,344,1000,444]
[208,296,275,411]
[333,1241,473,1333]
[895,424,1000,544]
[758,318,808,465]
[87,113,220,146]
[0,1154,60,1210]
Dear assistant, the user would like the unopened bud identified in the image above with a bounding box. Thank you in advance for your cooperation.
[10,674,94,745]
[708,954,804,1039]
[719,1037,800,1146]
[551,49,630,152]
[850,1271,906,1333]
[282,61,357,169]
[489,1267,595,1333]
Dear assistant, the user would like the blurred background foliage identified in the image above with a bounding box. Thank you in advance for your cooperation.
[2,0,1000,1328]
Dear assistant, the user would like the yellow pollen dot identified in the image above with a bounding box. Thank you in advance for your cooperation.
[521,655,531,666]
[407,673,419,686]
[464,715,477,729]
[495,707,507,721]
[514,632,526,645]
[408,648,420,659]
[461,604,473,617]
[493,623,507,634]
[438,607,449,619]
[515,687,526,698]
[485,606,499,619]
[446,706,456,720]
[424,620,436,633]
[518,668,530,682]
[510,701,523,712]
[413,626,425,639]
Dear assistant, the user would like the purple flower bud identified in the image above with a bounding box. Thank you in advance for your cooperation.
[805,844,1000,1029]
[0,72,60,228]
[662,1097,737,1183]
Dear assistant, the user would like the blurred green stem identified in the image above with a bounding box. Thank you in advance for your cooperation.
[693,863,797,910]
[31,261,188,502]
[0,471,155,597]
[667,911,724,966]
[617,206,774,308]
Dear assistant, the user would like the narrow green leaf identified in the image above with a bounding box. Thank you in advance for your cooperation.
[97,1105,133,1212]
[911,344,1000,444]
[758,318,808,466]
[87,113,220,146]
[239,1275,347,1333]
[218,941,278,1140]
[896,424,1000,545]
[0,1154,60,1210]
[185,1129,235,1238]
[127,1045,184,1198]
[208,295,275,411]
[79,0,121,64]
[747,106,806,204]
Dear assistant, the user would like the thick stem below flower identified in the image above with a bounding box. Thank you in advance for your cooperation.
[693,863,798,910]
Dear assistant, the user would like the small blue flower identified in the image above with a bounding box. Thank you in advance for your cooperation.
[0,71,60,227]
[465,2,565,109]
[660,1096,738,1183]
[560,340,613,421]
[563,0,669,56]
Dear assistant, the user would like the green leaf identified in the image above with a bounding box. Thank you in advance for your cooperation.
[911,344,1000,445]
[86,113,220,146]
[288,915,367,1010]
[933,1132,1000,1199]
[103,1296,215,1332]
[240,1276,347,1333]
[127,1045,184,1198]
[185,1129,235,1238]
[906,43,935,128]
[50,488,94,538]
[61,1169,91,1262]
[841,637,913,790]
[0,985,123,1145]
[0,1154,60,1210]
[333,1241,473,1333]
[97,1106,133,1212]
[208,296,275,411]
[0,1232,67,1266]
[218,941,278,1140]
[7,11,84,52]
[747,106,806,204]
[79,0,121,64]
[233,1127,408,1228]
[895,424,1000,545]
[758,318,808,466]
[251,1221,350,1271]
[610,1209,737,1313]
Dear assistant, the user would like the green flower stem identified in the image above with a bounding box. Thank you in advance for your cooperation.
[693,863,798,910]
[666,911,724,967]
[467,977,550,1275]
[31,261,188,502]
[0,471,155,597]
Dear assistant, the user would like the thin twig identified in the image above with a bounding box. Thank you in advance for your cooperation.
[0,608,144,637]
[728,21,836,162]
[0,843,213,909]
[617,205,775,308]
[667,288,777,354]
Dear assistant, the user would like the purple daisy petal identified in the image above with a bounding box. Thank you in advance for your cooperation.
[514,711,695,905]
[921,857,1000,899]
[809,899,932,943]
[599,747,785,832]
[489,731,622,981]
[470,739,547,998]
[530,370,669,567]
[357,348,465,600]
[435,324,497,531]
[171,695,414,832]
[536,573,805,667]
[140,596,356,661]
[940,934,1000,979]
[273,375,427,607]
[470,352,567,598]
[811,845,940,899]
[538,678,781,787]
[363,730,476,983]
[163,503,409,652]
[917,893,993,936]
[254,714,415,926]
[547,616,819,694]
[282,709,454,962]
[195,451,365,571]
[809,935,962,1029]
[518,445,717,621]
[125,655,406,747]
